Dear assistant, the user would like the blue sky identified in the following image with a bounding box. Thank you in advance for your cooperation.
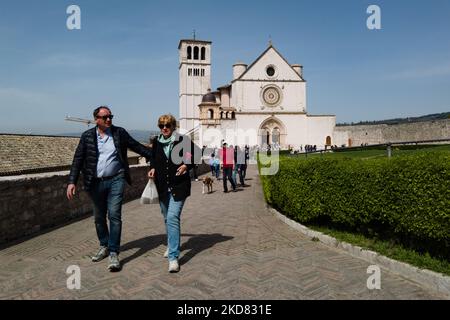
[1,0,449,134]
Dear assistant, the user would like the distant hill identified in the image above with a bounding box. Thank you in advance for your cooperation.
[56,130,160,143]
[337,112,450,126]
[128,130,160,143]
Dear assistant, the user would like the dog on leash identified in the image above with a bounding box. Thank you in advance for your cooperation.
[202,176,214,194]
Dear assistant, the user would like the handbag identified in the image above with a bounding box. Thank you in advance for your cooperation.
[140,179,159,204]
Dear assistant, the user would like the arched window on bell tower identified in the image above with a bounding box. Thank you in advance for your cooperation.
[201,47,206,60]
[187,46,192,60]
[194,46,199,60]
[208,109,214,119]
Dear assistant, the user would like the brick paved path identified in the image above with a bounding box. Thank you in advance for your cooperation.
[0,166,445,299]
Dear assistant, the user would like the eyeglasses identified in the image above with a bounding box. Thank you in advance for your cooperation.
[158,123,172,129]
[96,114,114,121]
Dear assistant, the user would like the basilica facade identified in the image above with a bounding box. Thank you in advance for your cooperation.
[178,39,335,150]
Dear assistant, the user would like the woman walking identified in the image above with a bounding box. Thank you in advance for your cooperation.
[148,114,199,272]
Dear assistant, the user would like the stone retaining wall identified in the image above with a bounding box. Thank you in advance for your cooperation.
[0,163,210,245]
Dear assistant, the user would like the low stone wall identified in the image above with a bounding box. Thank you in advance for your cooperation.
[0,163,211,245]
[0,165,150,245]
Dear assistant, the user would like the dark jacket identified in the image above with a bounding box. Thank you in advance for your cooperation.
[150,133,201,201]
[68,125,153,191]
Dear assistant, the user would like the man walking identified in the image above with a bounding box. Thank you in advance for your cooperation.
[236,145,249,187]
[219,142,236,193]
[66,106,153,271]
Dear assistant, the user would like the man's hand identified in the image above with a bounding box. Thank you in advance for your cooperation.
[176,164,188,176]
[148,168,156,179]
[66,184,76,201]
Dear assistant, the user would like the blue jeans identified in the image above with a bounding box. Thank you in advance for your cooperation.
[237,164,246,185]
[232,166,238,185]
[88,172,125,254]
[159,193,185,261]
[214,165,220,179]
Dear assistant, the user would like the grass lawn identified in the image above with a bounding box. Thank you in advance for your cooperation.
[284,144,450,160]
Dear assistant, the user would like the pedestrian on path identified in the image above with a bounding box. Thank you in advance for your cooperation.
[66,106,153,272]
[148,114,201,273]
[219,142,236,193]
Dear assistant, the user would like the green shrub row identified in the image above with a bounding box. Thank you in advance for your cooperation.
[260,152,450,258]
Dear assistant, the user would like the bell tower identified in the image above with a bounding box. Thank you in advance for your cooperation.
[178,38,212,134]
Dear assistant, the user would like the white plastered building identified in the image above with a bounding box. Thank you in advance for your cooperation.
[178,39,335,150]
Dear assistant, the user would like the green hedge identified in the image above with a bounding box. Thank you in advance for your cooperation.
[260,152,450,258]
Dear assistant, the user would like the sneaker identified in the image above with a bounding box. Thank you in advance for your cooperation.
[168,259,180,273]
[108,252,121,271]
[91,246,109,262]
[163,248,169,258]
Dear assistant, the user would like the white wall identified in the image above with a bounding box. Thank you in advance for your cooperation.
[240,47,302,82]
[306,116,336,149]
[179,41,211,133]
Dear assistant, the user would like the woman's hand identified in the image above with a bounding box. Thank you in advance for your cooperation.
[148,168,156,179]
[176,164,188,176]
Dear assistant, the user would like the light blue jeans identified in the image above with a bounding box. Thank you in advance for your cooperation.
[159,193,185,261]
[232,166,238,184]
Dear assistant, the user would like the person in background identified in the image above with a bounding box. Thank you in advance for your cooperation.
[209,153,216,176]
[237,145,249,187]
[219,142,236,193]
[213,154,220,179]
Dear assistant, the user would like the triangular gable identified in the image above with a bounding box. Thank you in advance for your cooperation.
[233,45,304,82]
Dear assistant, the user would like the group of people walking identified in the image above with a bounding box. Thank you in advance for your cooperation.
[66,107,200,273]
[208,144,250,192]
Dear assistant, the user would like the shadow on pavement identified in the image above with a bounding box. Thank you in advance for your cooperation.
[120,233,233,266]
[179,233,234,265]
[120,234,166,266]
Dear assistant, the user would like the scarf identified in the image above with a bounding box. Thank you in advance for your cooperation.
[158,133,176,159]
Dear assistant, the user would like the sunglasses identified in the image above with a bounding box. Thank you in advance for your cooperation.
[96,114,114,121]
[158,123,172,129]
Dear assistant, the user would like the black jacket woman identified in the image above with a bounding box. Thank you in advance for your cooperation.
[148,114,201,273]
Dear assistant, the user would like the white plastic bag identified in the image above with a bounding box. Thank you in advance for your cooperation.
[140,179,159,204]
